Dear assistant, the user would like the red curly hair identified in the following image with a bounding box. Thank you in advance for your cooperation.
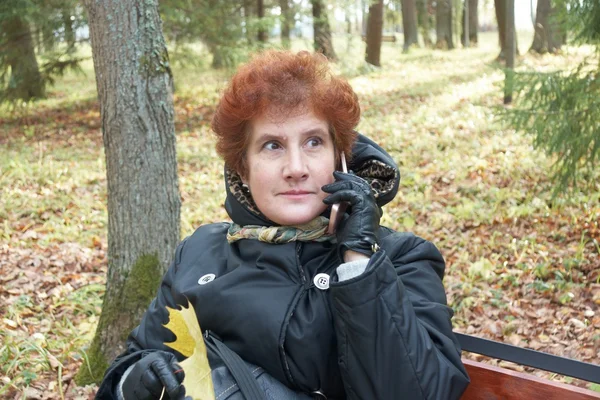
[211,50,360,176]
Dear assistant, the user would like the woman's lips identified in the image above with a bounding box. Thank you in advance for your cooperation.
[279,190,313,198]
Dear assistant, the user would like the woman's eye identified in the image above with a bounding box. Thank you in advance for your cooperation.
[306,137,323,147]
[263,141,281,151]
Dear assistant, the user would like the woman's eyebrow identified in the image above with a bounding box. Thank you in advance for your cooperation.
[301,127,328,137]
[254,127,327,144]
[254,133,286,144]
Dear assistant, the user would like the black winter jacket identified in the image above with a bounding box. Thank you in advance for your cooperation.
[96,135,470,400]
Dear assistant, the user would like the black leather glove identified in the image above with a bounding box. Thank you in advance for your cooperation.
[322,171,381,260]
[121,351,185,400]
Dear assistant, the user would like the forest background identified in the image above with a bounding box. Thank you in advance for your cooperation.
[0,0,599,398]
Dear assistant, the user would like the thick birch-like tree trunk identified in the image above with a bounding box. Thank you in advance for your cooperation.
[530,0,564,54]
[401,0,419,51]
[461,0,478,47]
[365,0,383,66]
[311,0,337,61]
[76,0,181,385]
[435,0,454,49]
[0,15,45,101]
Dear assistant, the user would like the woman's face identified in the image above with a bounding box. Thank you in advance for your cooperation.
[242,110,336,226]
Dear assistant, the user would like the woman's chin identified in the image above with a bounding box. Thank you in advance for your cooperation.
[266,205,327,227]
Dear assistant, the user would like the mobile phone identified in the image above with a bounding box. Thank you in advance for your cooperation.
[327,152,348,235]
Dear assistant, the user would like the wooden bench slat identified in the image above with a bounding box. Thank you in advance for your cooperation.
[360,35,397,42]
[461,359,600,400]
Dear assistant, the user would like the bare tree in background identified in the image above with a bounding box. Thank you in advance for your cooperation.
[280,0,292,48]
[495,0,519,59]
[243,0,255,44]
[504,0,515,103]
[530,0,565,54]
[0,13,45,101]
[257,0,267,43]
[76,0,180,385]
[311,0,337,60]
[461,0,478,47]
[401,0,419,51]
[416,0,433,47]
[61,5,76,50]
[365,0,383,66]
[435,0,454,49]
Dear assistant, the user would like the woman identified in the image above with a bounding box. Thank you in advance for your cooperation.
[96,50,469,400]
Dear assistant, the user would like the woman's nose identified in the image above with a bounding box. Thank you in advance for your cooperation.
[284,150,309,180]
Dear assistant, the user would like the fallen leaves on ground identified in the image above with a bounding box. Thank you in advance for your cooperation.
[0,242,106,399]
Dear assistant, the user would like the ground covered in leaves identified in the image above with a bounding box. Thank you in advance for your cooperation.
[1,33,599,398]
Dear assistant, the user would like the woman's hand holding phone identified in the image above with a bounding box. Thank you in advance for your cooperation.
[326,152,348,235]
[322,155,381,262]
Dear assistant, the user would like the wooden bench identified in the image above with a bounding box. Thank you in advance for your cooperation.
[462,359,600,399]
[361,35,397,43]
[457,333,600,399]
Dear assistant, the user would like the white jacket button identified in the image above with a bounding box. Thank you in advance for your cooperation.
[198,273,216,285]
[313,273,330,290]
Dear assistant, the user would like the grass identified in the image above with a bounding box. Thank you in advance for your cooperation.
[1,31,599,396]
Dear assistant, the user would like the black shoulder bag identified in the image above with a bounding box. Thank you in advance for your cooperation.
[204,331,267,400]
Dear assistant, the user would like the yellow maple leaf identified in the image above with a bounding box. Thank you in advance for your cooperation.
[164,300,215,400]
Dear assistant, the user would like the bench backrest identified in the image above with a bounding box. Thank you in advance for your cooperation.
[461,359,600,400]
[360,35,397,42]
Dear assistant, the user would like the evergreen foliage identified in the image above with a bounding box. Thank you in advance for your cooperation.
[502,0,600,194]
[564,0,600,45]
[0,0,85,103]
[160,0,277,69]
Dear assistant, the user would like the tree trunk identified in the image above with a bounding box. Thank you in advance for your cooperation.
[280,0,291,48]
[495,0,519,59]
[530,0,563,54]
[504,0,515,103]
[362,0,368,36]
[461,0,478,46]
[355,0,362,34]
[435,0,453,49]
[400,0,419,51]
[41,21,55,53]
[346,11,352,35]
[311,0,337,61]
[76,0,181,385]
[257,0,267,43]
[365,0,383,66]
[243,0,255,44]
[34,22,43,53]
[0,16,45,101]
[209,44,227,69]
[62,6,76,49]
[416,0,432,47]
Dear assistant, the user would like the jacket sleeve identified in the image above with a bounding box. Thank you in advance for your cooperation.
[95,239,188,400]
[329,232,470,400]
